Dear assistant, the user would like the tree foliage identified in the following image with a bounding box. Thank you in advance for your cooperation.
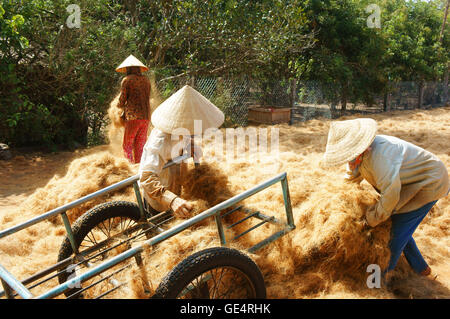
[0,0,448,148]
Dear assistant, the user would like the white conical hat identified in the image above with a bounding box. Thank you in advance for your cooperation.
[116,54,149,73]
[151,85,225,134]
[322,118,377,167]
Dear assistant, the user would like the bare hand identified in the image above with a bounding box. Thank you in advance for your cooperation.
[361,216,369,228]
[171,197,193,218]
[365,204,377,228]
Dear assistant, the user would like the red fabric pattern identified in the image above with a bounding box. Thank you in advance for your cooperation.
[118,74,151,121]
[123,119,149,164]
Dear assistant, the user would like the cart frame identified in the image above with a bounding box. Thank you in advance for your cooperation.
[0,159,294,299]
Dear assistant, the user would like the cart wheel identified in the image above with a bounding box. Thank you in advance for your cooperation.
[57,201,147,299]
[153,247,266,299]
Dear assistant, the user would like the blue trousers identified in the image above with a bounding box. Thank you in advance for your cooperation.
[387,200,437,274]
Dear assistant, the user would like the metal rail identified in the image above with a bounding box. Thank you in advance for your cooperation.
[0,264,33,299]
[0,153,190,241]
[0,167,294,299]
[34,171,294,299]
[0,154,190,299]
[0,175,139,240]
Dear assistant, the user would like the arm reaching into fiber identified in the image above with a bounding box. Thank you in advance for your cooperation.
[140,171,192,217]
[366,145,402,227]
[139,135,193,218]
[344,163,363,183]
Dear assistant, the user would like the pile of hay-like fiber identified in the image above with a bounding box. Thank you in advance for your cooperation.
[20,152,135,223]
[0,106,448,299]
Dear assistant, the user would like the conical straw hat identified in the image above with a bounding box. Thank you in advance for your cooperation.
[151,85,224,134]
[322,118,377,167]
[116,55,149,73]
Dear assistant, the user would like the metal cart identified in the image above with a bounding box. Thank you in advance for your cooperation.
[0,156,295,299]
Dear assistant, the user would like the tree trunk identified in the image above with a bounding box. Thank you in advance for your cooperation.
[439,0,450,43]
[124,0,138,25]
[439,0,449,105]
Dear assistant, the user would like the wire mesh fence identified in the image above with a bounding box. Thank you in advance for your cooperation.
[153,74,449,127]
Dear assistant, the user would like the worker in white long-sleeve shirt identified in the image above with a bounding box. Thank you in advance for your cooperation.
[322,118,449,277]
[139,85,224,218]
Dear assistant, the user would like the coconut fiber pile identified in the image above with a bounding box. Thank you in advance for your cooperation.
[0,106,449,299]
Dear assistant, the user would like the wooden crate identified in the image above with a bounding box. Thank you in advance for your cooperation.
[248,106,292,124]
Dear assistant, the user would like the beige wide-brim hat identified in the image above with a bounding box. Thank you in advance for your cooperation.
[115,54,149,73]
[151,85,225,134]
[322,118,377,167]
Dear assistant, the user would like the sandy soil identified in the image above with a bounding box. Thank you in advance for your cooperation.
[0,146,110,212]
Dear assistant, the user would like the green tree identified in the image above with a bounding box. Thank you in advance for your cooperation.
[381,0,449,107]
[292,0,388,115]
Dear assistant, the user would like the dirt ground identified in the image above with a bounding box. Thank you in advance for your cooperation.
[0,145,111,213]
[0,106,449,299]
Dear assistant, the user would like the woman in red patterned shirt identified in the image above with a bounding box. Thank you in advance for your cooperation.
[115,55,151,164]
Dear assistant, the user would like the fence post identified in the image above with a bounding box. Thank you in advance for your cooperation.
[289,78,296,125]
[418,81,424,109]
[444,71,449,105]
[189,76,195,87]
[383,81,390,112]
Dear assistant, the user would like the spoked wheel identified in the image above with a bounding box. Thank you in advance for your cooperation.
[153,247,266,299]
[57,201,153,299]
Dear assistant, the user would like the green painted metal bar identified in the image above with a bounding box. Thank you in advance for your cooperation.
[36,172,288,299]
[0,154,195,299]
[60,212,79,255]
[66,263,131,299]
[0,221,155,298]
[0,264,33,299]
[132,182,146,220]
[247,226,295,254]
[1,279,13,299]
[0,175,140,240]
[220,205,243,219]
[223,206,284,226]
[227,211,259,229]
[95,283,125,299]
[232,220,268,241]
[214,214,226,246]
[281,176,295,228]
[253,211,284,226]
[178,273,213,298]
[0,155,191,241]
[0,254,75,298]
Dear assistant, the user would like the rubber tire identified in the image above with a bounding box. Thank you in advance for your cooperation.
[153,247,266,299]
[57,201,141,297]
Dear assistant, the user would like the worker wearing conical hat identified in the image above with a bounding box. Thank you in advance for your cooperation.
[116,55,151,164]
[323,118,449,278]
[139,85,225,218]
